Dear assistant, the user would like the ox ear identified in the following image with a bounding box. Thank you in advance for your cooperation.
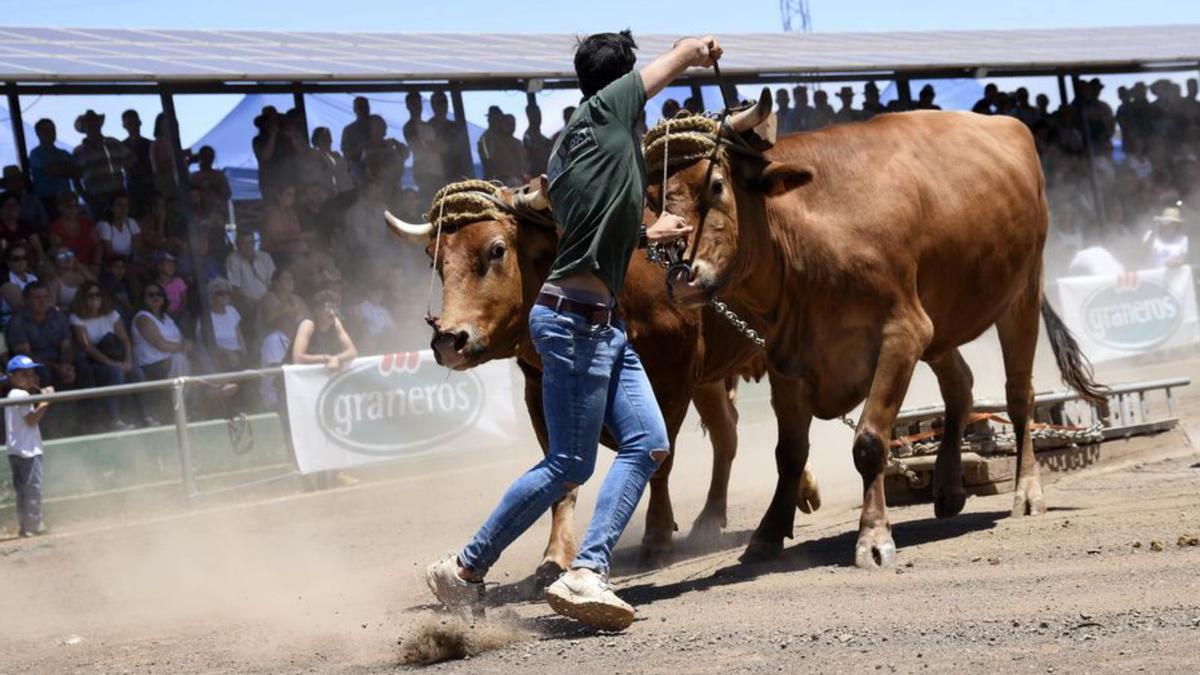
[754,162,812,196]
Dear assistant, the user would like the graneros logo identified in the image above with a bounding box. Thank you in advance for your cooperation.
[315,352,485,456]
[1081,273,1183,351]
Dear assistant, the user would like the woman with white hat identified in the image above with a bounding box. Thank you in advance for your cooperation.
[1145,201,1189,268]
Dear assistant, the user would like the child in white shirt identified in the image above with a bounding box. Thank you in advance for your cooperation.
[5,355,51,537]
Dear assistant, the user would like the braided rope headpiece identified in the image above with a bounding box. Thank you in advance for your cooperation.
[425,179,510,230]
[643,113,723,179]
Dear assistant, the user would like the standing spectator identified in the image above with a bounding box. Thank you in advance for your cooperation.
[862,81,886,119]
[550,106,576,147]
[1081,78,1116,153]
[834,86,860,124]
[189,146,232,205]
[788,86,812,133]
[2,166,49,236]
[48,191,97,268]
[68,281,138,430]
[96,191,143,263]
[972,83,1000,115]
[307,128,354,194]
[1145,203,1189,268]
[5,354,51,537]
[479,111,527,187]
[341,97,372,178]
[774,89,792,133]
[71,109,131,219]
[1009,88,1039,127]
[27,119,73,220]
[291,289,357,373]
[359,115,409,188]
[350,269,396,355]
[916,84,942,110]
[225,230,275,311]
[428,91,474,182]
[404,91,443,200]
[524,104,553,177]
[5,281,76,390]
[135,193,174,264]
[252,106,296,200]
[478,106,505,180]
[810,90,835,130]
[121,110,155,214]
[131,282,190,381]
[259,305,297,410]
[0,191,45,264]
[258,269,310,338]
[260,184,308,266]
[660,99,681,122]
[198,277,246,373]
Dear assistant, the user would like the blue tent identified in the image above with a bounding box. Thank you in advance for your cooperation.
[192,93,488,200]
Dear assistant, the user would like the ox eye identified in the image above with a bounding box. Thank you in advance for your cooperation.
[488,241,506,262]
[710,178,724,197]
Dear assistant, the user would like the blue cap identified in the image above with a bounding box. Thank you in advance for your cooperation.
[6,355,37,372]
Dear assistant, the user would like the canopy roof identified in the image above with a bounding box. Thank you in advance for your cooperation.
[0,24,1197,86]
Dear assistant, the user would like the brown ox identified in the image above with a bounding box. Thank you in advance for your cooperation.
[385,182,820,582]
[650,93,1106,568]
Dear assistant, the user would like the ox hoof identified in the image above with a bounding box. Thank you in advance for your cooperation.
[797,471,822,514]
[638,541,675,569]
[854,532,897,569]
[686,510,727,548]
[738,537,783,564]
[1011,479,1046,517]
[933,487,967,519]
[532,560,567,595]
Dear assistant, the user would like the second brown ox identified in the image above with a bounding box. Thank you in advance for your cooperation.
[649,93,1107,568]
[386,180,821,582]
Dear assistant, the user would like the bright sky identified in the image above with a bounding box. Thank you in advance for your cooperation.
[2,1,1199,152]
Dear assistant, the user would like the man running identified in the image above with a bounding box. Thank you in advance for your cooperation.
[425,30,723,631]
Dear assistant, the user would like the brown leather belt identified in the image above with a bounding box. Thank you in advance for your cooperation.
[535,292,615,325]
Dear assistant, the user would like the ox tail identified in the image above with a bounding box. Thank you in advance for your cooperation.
[1040,299,1110,407]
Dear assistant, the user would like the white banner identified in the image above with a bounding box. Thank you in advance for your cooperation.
[1055,266,1200,363]
[283,351,520,474]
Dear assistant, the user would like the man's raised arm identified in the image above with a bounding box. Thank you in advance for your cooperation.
[640,36,723,100]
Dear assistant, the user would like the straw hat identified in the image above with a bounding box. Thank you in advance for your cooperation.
[1154,203,1185,224]
[74,109,104,133]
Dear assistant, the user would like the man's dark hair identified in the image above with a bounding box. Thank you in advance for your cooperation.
[574,30,638,98]
[23,280,47,299]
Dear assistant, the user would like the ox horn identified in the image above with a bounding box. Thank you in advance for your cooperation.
[726,86,774,135]
[384,210,433,239]
[513,174,550,212]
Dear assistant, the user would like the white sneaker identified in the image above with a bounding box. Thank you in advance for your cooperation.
[545,568,635,631]
[424,551,484,610]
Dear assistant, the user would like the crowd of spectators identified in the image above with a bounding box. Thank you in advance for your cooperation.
[0,78,1195,438]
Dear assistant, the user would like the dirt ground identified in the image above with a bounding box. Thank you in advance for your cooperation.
[2,350,1199,674]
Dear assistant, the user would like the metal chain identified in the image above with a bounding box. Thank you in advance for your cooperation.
[646,240,766,347]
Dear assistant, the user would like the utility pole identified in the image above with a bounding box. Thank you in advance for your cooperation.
[780,0,813,33]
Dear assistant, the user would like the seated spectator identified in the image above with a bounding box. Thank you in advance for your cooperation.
[48,191,97,268]
[1145,203,1189,268]
[306,127,354,194]
[198,278,246,373]
[5,281,76,389]
[225,230,275,312]
[260,184,308,266]
[297,181,333,236]
[68,281,141,430]
[185,184,227,254]
[259,306,298,410]
[151,251,188,324]
[122,110,155,214]
[351,273,396,355]
[28,119,74,220]
[3,165,49,236]
[0,191,45,265]
[99,255,135,320]
[96,191,143,263]
[291,289,357,373]
[131,281,190,381]
[258,269,310,338]
[189,146,232,206]
[0,245,37,328]
[46,247,95,308]
[136,192,172,262]
[71,109,132,219]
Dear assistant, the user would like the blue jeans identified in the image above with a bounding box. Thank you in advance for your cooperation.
[8,454,44,534]
[459,303,670,576]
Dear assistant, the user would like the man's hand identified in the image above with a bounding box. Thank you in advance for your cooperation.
[644,35,724,99]
[693,35,723,68]
[646,213,694,244]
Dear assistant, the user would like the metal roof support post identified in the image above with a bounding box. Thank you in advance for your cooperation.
[449,84,475,179]
[1056,72,1069,108]
[895,76,913,110]
[689,83,704,112]
[5,83,30,176]
[159,87,213,325]
[1070,73,1107,229]
[292,86,309,142]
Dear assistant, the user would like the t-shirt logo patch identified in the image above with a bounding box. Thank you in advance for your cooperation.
[565,125,596,156]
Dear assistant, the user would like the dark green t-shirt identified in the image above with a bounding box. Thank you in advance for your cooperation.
[545,71,647,297]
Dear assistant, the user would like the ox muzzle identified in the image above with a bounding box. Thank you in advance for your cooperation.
[426,315,482,370]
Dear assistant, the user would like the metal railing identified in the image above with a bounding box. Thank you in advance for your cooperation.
[0,366,287,500]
